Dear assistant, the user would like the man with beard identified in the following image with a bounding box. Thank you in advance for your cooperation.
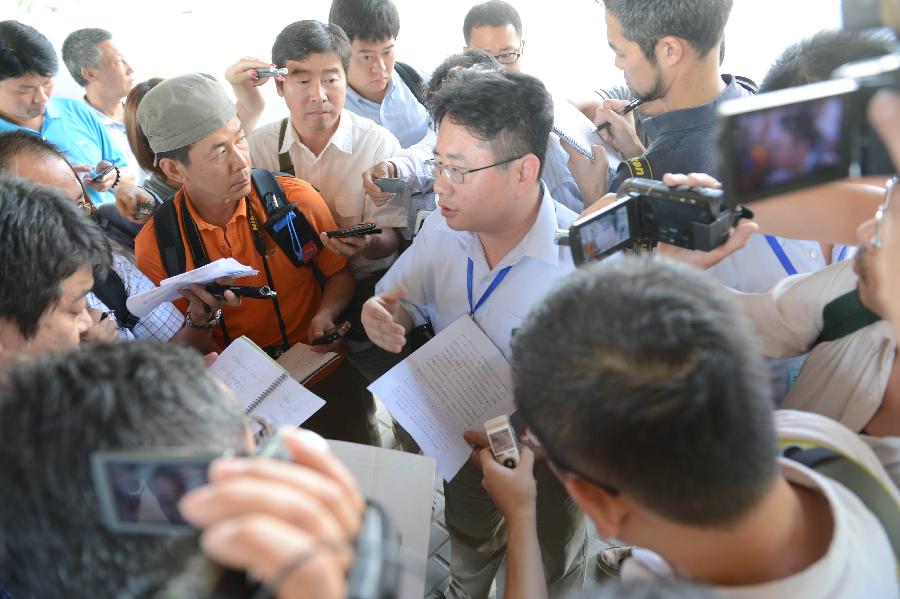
[599,0,753,193]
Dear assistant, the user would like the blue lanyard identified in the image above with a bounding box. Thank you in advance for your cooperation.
[767,235,849,275]
[765,235,798,276]
[467,258,512,316]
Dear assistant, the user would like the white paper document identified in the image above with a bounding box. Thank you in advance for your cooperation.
[552,98,622,169]
[209,336,325,427]
[369,316,516,481]
[328,441,436,599]
[125,258,258,317]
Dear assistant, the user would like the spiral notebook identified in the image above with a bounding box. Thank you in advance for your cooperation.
[552,98,622,169]
[210,336,325,428]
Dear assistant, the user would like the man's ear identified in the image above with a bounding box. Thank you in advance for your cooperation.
[0,317,26,356]
[275,78,285,98]
[516,153,541,186]
[80,66,99,84]
[159,157,187,185]
[563,475,630,540]
[656,36,685,68]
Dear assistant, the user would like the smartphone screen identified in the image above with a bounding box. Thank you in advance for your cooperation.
[92,452,215,534]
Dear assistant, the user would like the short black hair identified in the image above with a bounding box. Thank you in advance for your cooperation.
[603,0,733,61]
[761,29,898,92]
[463,0,523,45]
[0,20,59,80]
[328,0,400,43]
[272,20,351,75]
[512,258,778,527]
[0,129,65,172]
[0,175,110,338]
[429,68,552,178]
[61,27,112,87]
[0,341,249,597]
[425,48,500,104]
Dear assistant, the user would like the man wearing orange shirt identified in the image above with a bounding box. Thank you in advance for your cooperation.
[134,73,377,445]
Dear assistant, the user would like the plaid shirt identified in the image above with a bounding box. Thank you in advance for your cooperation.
[87,253,183,342]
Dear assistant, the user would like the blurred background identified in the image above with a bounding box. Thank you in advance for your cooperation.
[9,0,843,128]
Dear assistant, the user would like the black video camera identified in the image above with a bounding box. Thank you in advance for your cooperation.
[568,178,747,265]
[718,52,900,204]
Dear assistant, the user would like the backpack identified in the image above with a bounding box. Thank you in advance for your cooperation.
[780,441,900,573]
[92,268,139,331]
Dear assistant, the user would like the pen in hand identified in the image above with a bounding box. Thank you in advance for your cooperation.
[595,97,646,133]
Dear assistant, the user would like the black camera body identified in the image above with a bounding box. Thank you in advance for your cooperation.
[718,52,900,204]
[569,178,741,264]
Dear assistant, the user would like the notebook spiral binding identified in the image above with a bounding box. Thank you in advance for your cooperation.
[244,372,289,414]
[553,126,595,160]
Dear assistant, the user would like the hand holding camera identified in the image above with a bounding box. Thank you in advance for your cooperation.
[362,161,402,207]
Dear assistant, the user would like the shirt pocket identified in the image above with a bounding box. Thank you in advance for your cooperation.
[333,192,365,222]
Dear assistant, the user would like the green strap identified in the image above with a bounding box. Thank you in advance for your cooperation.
[817,289,881,344]
[780,442,900,576]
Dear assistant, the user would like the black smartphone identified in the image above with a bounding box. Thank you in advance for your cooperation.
[311,321,352,346]
[325,223,383,238]
[88,162,117,182]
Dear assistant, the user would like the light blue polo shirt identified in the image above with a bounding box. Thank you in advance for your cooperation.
[0,96,126,205]
[345,68,430,149]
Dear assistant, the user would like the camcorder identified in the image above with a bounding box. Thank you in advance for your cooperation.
[91,429,402,599]
[718,53,899,203]
[718,0,899,203]
[567,178,750,265]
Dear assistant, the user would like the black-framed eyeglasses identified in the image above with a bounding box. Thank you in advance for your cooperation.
[872,176,898,249]
[424,155,523,184]
[521,422,620,496]
[494,49,522,65]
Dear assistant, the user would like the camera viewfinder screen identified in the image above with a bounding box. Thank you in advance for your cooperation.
[580,203,631,261]
[102,460,209,526]
[732,96,845,194]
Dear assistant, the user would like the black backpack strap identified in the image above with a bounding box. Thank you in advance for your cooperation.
[152,197,186,278]
[394,62,427,107]
[277,118,295,176]
[92,268,140,331]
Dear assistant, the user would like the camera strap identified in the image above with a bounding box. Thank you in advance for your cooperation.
[173,193,290,353]
[467,258,512,316]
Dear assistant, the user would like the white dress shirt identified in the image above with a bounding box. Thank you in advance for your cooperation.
[345,68,430,148]
[375,185,577,361]
[248,109,405,278]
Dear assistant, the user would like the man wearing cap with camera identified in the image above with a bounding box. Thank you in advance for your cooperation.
[133,73,379,446]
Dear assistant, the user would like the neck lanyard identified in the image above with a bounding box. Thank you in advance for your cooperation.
[467,257,512,316]
[178,194,291,354]
[766,235,849,276]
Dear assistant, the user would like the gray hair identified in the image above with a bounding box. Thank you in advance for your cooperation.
[61,27,111,86]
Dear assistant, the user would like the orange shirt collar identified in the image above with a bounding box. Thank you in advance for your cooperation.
[179,187,248,232]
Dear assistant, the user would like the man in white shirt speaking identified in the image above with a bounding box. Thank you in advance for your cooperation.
[362,68,587,599]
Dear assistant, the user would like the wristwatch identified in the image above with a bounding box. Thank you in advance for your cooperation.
[186,308,222,329]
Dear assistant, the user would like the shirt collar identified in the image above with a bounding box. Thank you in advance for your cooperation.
[643,74,744,139]
[44,97,61,121]
[283,110,354,156]
[181,187,247,232]
[446,184,564,269]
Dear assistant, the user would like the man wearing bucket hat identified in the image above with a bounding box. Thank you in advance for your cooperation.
[134,73,379,445]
